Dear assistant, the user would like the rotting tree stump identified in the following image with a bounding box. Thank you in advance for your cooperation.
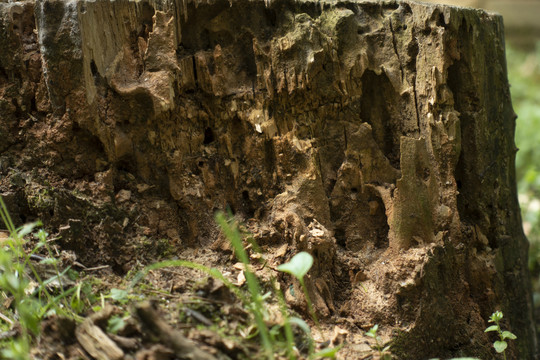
[0,0,536,358]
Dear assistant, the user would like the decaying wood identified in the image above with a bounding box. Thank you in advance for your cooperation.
[134,301,217,360]
[75,307,124,360]
[108,333,140,352]
[0,0,536,358]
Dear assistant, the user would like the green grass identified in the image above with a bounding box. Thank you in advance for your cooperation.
[0,196,341,359]
[0,197,87,359]
[132,212,341,359]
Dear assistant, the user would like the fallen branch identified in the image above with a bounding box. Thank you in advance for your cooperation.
[134,301,217,360]
[75,306,124,360]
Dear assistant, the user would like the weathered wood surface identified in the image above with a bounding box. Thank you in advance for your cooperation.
[75,307,125,360]
[0,0,536,358]
[135,301,217,360]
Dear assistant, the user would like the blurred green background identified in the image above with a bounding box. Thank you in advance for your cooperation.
[511,42,540,305]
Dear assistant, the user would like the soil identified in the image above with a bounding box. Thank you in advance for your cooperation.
[0,0,536,358]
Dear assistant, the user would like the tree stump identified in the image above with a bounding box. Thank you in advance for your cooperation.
[0,0,536,358]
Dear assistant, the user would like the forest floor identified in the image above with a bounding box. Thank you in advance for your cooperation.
[0,223,385,360]
[0,106,396,359]
[0,183,382,360]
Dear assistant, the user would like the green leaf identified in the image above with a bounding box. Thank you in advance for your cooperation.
[484,325,499,332]
[366,324,379,337]
[70,284,85,314]
[490,311,503,322]
[36,229,48,242]
[269,324,281,337]
[4,273,20,293]
[502,331,517,340]
[18,298,41,335]
[18,222,39,238]
[493,340,507,353]
[1,339,30,360]
[70,296,84,314]
[289,316,312,337]
[311,344,343,358]
[107,316,126,334]
[40,266,71,288]
[39,257,58,266]
[109,288,129,302]
[277,252,313,281]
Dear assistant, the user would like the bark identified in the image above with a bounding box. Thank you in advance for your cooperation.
[0,0,536,358]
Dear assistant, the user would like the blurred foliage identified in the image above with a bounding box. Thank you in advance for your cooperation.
[508,41,540,301]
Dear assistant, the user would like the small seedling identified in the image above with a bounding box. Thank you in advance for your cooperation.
[277,252,342,358]
[133,215,342,359]
[484,311,517,359]
[215,212,273,358]
[277,252,320,330]
[366,324,392,359]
